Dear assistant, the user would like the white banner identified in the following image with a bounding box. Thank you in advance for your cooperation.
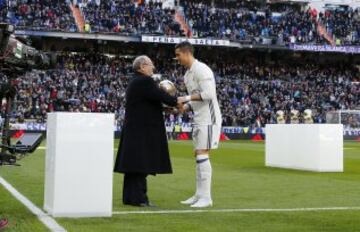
[141,36,231,47]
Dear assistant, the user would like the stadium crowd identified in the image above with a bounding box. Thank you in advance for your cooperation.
[0,0,359,45]
[3,53,359,128]
[0,0,77,31]
[180,0,360,45]
[79,0,182,35]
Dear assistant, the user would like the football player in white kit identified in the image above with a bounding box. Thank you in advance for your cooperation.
[175,42,222,208]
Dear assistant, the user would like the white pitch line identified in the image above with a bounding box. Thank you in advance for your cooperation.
[36,146,356,151]
[0,176,67,232]
[113,206,360,215]
[37,146,118,151]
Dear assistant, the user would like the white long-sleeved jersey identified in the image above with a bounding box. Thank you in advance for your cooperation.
[184,59,222,126]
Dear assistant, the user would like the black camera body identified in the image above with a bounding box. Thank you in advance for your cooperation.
[0,23,51,165]
[0,23,54,76]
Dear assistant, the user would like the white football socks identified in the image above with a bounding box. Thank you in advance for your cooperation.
[196,154,212,200]
[181,154,213,207]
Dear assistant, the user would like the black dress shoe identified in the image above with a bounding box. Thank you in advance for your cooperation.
[139,202,156,207]
[124,202,157,207]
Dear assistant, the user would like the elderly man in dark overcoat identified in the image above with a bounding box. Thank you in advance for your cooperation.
[114,55,179,207]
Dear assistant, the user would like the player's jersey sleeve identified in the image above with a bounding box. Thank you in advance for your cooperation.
[195,65,217,101]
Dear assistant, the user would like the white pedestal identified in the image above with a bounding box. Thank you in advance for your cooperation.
[265,124,343,172]
[44,113,114,217]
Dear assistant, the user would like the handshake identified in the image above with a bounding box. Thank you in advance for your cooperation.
[176,96,191,114]
[166,96,191,114]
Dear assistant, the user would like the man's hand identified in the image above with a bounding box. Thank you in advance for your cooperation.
[164,103,187,114]
[163,103,189,114]
[177,103,185,114]
[164,107,178,114]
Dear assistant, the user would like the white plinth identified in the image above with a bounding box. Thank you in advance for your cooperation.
[44,113,114,217]
[265,124,343,172]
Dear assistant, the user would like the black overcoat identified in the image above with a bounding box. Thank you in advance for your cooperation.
[114,73,177,174]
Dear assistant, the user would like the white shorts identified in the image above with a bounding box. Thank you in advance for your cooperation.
[192,124,221,150]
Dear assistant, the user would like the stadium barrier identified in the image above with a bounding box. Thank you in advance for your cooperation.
[6,123,360,141]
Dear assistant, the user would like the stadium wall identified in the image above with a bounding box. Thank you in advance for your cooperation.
[9,129,360,141]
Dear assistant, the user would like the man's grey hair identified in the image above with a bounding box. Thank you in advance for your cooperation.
[132,55,150,71]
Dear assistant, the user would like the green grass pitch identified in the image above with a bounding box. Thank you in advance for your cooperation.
[0,140,360,232]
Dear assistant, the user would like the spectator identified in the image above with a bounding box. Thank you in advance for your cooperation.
[1,0,359,45]
[1,52,357,129]
[1,0,77,31]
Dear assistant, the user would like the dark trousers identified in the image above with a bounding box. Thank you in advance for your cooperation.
[122,173,148,205]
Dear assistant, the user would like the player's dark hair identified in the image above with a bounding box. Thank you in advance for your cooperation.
[175,42,194,55]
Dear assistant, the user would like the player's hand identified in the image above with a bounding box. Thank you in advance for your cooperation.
[177,96,190,104]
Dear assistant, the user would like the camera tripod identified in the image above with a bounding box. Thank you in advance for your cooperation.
[0,80,19,165]
[0,70,40,166]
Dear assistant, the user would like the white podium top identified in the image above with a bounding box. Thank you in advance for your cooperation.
[265,124,343,172]
[44,112,115,217]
